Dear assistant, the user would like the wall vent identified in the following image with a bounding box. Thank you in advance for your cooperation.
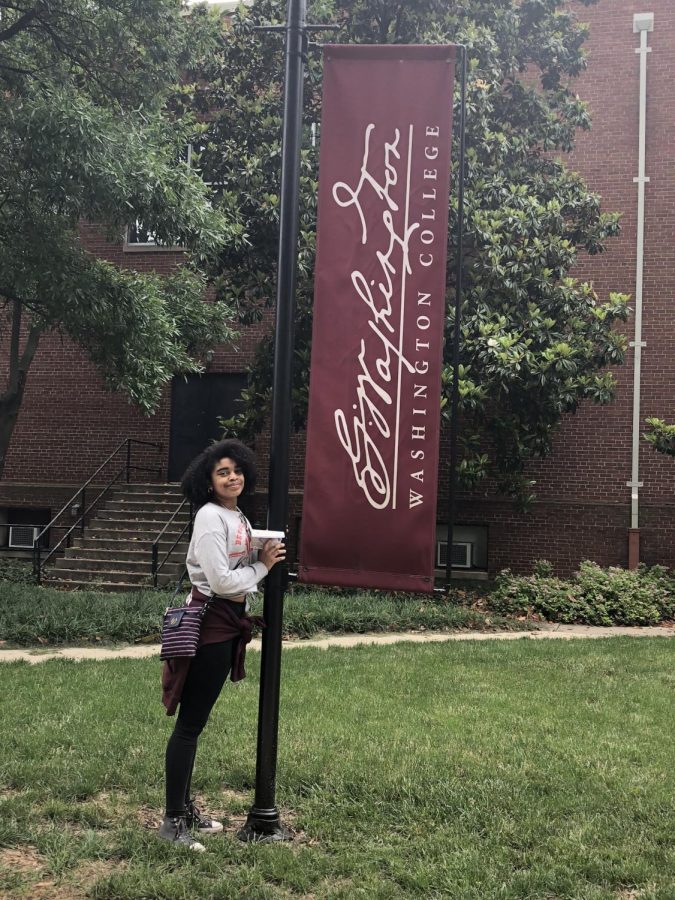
[8,526,39,549]
[436,541,473,569]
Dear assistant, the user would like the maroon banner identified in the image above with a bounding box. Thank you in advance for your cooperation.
[299,45,456,592]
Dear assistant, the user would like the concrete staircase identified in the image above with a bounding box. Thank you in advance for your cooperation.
[44,483,190,592]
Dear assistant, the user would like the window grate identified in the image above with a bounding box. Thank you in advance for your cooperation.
[436,541,473,569]
[8,525,40,549]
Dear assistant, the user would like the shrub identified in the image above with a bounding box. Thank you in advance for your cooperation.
[532,559,554,578]
[0,558,35,584]
[489,570,588,622]
[490,561,675,625]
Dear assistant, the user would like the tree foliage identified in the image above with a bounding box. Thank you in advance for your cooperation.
[644,419,675,459]
[0,0,243,476]
[188,0,628,502]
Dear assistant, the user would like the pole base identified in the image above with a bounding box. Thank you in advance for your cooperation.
[237,807,294,843]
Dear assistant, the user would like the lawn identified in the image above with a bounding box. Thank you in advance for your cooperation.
[0,637,673,898]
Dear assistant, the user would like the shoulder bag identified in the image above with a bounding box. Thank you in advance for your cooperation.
[159,596,212,661]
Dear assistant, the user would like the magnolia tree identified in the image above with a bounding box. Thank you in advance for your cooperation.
[187,0,628,502]
[644,419,675,459]
[0,1,244,478]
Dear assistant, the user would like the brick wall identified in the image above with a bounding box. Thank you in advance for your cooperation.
[442,0,675,575]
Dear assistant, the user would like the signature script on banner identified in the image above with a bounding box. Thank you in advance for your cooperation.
[331,123,441,511]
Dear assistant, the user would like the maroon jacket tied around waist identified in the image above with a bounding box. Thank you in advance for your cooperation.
[161,588,264,716]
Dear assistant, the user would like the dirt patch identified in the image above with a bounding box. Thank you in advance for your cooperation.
[19,878,61,898]
[137,804,163,829]
[220,786,250,805]
[0,846,55,900]
[0,849,126,899]
[135,799,316,846]
[69,858,126,892]
[276,806,318,845]
[23,879,82,899]
[0,787,22,799]
[224,812,248,834]
[0,845,44,872]
[80,790,133,827]
[299,878,354,899]
[223,807,316,847]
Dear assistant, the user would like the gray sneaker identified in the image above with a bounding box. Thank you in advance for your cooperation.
[158,815,206,852]
[186,799,224,834]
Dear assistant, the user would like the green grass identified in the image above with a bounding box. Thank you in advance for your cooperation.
[0,581,523,647]
[0,638,673,897]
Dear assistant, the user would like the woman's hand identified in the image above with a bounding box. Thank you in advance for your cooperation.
[260,539,286,571]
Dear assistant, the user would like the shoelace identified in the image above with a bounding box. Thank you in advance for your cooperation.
[187,801,207,825]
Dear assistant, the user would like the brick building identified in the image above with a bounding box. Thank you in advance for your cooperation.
[460,0,675,577]
[1,0,673,578]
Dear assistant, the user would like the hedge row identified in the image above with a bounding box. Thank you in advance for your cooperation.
[0,582,512,646]
[489,560,675,626]
[1,559,672,647]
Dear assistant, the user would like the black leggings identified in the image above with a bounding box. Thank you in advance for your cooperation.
[164,639,238,817]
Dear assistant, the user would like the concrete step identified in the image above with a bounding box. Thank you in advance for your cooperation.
[108,495,185,506]
[96,510,190,524]
[85,526,189,541]
[112,481,181,489]
[45,567,159,585]
[117,483,182,495]
[71,537,189,554]
[54,555,184,575]
[92,505,190,525]
[87,519,189,532]
[104,499,187,514]
[41,483,190,589]
[62,545,187,561]
[64,546,155,560]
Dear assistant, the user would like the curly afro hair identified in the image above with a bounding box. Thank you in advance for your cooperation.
[180,439,257,508]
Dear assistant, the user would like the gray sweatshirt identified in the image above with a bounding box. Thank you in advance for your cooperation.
[186,502,268,599]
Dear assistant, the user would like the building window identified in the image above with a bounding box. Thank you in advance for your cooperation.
[126,220,161,248]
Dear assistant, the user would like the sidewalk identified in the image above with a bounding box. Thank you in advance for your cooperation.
[0,623,672,664]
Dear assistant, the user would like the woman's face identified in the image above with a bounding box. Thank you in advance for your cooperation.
[210,457,245,508]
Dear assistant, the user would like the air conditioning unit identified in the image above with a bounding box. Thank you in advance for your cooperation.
[8,525,40,549]
[436,541,473,569]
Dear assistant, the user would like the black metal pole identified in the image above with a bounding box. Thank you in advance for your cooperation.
[446,47,467,588]
[239,0,306,842]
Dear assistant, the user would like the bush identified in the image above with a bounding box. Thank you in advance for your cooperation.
[0,558,36,585]
[490,561,675,626]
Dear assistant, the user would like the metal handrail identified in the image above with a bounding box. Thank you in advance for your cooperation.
[151,500,193,588]
[36,470,126,575]
[33,438,162,583]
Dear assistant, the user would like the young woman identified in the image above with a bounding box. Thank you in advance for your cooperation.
[159,439,285,851]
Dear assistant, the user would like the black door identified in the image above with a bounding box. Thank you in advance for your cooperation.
[168,373,248,482]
